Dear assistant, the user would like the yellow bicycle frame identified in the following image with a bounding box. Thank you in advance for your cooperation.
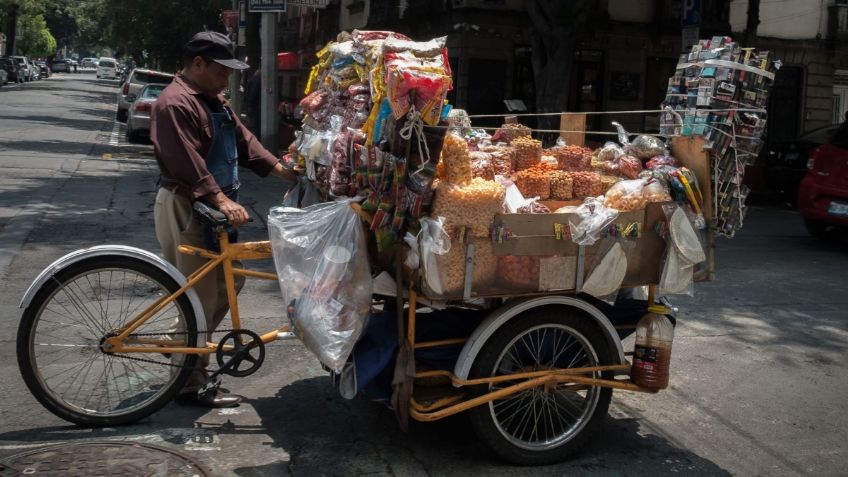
[102,229,286,355]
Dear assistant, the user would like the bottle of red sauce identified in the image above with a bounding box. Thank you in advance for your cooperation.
[631,304,674,390]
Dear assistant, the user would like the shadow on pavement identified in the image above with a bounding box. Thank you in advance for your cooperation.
[230,377,731,476]
[1,115,111,133]
[0,138,100,156]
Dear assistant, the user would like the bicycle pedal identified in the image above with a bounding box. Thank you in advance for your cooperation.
[198,376,222,397]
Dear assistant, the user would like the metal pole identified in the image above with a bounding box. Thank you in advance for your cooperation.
[229,0,243,115]
[260,12,279,154]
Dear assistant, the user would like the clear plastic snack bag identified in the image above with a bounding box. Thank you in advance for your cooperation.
[628,135,668,159]
[268,200,372,372]
[568,197,620,246]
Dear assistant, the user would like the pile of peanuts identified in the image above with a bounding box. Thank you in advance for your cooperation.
[497,255,540,289]
[517,200,551,214]
[512,136,542,171]
[480,145,514,176]
[499,123,532,143]
[571,171,604,198]
[550,171,574,200]
[600,174,621,193]
[431,177,506,237]
[434,238,497,295]
[440,133,472,185]
[515,168,551,200]
[469,151,495,180]
[556,145,593,172]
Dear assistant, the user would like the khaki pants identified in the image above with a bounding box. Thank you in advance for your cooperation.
[154,188,245,393]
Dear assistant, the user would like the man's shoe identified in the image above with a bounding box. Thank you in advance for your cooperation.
[175,391,243,408]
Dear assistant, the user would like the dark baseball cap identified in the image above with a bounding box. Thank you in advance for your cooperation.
[185,31,249,70]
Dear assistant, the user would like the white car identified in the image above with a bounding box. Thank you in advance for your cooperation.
[126,84,167,142]
[96,57,118,79]
[117,68,174,122]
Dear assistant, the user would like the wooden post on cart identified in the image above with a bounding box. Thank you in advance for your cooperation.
[559,113,587,147]
[670,135,716,281]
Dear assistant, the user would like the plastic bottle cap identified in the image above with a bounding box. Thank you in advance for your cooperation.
[648,304,670,314]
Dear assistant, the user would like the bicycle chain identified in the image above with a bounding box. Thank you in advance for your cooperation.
[108,329,240,370]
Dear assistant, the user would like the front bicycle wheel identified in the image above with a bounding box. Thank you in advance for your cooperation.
[468,307,614,465]
[17,256,198,426]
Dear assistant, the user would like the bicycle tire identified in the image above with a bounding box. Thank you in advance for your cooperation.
[467,306,614,465]
[17,255,198,426]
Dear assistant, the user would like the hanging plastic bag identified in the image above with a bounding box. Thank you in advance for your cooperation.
[658,245,694,296]
[568,197,620,246]
[628,135,668,159]
[418,216,451,296]
[268,200,372,372]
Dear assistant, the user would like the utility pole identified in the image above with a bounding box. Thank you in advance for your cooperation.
[260,12,279,154]
[744,0,761,46]
[228,0,243,115]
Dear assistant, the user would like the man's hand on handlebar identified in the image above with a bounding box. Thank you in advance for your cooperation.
[210,192,250,227]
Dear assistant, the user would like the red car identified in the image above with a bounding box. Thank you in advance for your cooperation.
[797,122,848,240]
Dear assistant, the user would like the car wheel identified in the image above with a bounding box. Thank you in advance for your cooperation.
[804,219,837,241]
[126,127,140,143]
[117,109,128,122]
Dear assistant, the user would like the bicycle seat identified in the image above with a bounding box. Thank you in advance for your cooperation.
[193,201,229,227]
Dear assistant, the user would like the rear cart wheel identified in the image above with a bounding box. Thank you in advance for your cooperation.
[17,256,198,426]
[468,307,614,465]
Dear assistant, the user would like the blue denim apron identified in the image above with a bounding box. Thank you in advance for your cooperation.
[200,102,240,252]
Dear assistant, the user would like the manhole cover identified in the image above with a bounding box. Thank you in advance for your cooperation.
[0,441,212,476]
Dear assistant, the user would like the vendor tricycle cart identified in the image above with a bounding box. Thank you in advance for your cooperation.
[15,134,709,465]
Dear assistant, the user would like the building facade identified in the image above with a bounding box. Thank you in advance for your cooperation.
[276,0,848,142]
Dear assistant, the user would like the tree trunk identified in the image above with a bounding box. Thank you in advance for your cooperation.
[526,0,594,145]
[744,0,760,46]
[5,4,18,56]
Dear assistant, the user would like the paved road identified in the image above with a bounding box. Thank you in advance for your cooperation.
[0,73,846,476]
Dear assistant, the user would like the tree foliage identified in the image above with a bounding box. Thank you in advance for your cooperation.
[16,12,55,56]
[4,0,230,67]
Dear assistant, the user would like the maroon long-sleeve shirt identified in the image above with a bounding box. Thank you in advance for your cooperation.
[150,73,277,201]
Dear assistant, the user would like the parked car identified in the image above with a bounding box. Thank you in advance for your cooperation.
[126,83,166,142]
[117,68,174,121]
[0,57,23,83]
[36,61,50,78]
[81,57,98,68]
[9,56,33,81]
[51,59,70,73]
[762,125,840,203]
[0,67,7,86]
[96,57,117,79]
[797,121,848,240]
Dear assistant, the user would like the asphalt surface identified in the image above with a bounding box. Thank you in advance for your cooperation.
[0,73,846,476]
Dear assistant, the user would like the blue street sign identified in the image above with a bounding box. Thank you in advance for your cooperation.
[682,0,701,27]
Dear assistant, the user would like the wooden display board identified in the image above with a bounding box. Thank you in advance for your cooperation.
[670,136,715,282]
[559,113,586,147]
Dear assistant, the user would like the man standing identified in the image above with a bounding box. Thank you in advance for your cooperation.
[151,31,296,408]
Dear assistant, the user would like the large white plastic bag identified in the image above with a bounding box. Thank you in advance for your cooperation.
[268,201,372,372]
